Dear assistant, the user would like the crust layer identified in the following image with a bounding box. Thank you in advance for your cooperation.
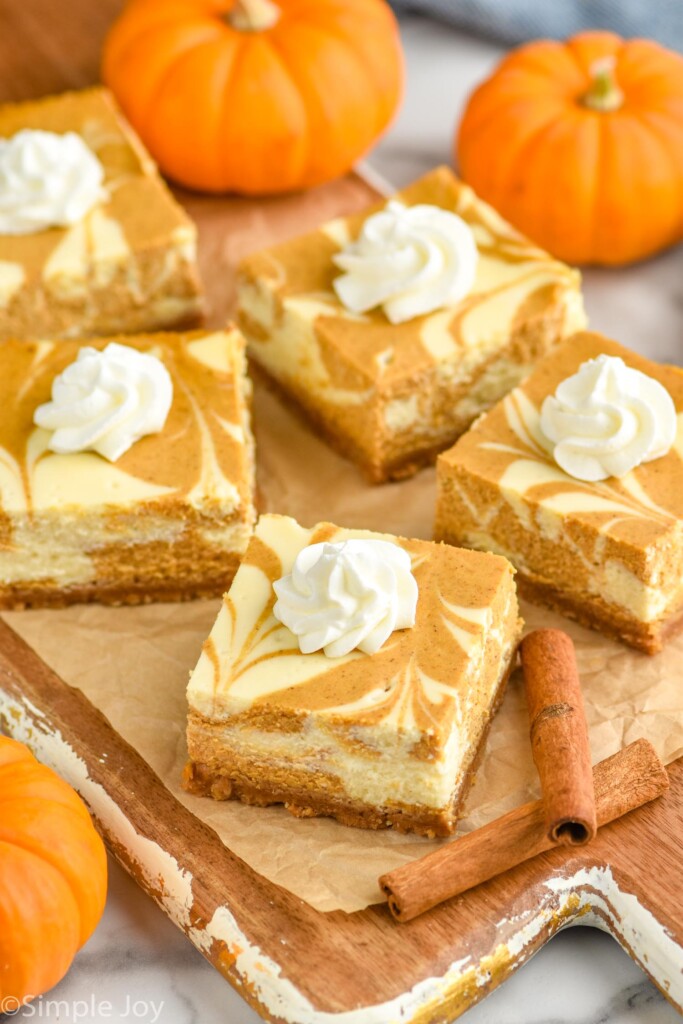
[0,556,242,610]
[515,574,683,657]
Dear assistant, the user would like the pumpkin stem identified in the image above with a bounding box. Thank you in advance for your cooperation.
[228,0,280,31]
[582,56,624,112]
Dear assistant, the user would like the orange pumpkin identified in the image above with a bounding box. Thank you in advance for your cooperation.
[0,735,107,1007]
[102,0,403,195]
[456,31,683,266]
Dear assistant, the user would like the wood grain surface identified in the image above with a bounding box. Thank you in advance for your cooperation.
[1,617,682,1022]
[1,4,682,1022]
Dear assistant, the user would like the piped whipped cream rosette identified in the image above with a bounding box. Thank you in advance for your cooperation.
[332,200,478,324]
[34,342,173,462]
[0,129,107,235]
[540,354,677,482]
[273,538,418,658]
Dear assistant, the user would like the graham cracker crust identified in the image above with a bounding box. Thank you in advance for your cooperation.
[516,574,683,656]
[182,656,517,838]
[0,562,241,611]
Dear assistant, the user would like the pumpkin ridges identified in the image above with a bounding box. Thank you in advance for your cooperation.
[526,112,601,263]
[497,110,584,259]
[565,29,622,78]
[0,761,92,820]
[287,0,402,112]
[499,39,588,91]
[186,36,245,188]
[0,798,107,944]
[254,31,314,178]
[0,735,34,768]
[0,842,82,1002]
[283,0,394,22]
[455,55,585,156]
[638,110,683,235]
[457,96,568,210]
[103,20,225,138]
[592,114,629,264]
[144,33,245,189]
[279,26,397,134]
[103,2,220,73]
[609,112,683,259]
[613,38,683,97]
[266,24,385,182]
[273,0,402,143]
[593,113,664,264]
[218,36,309,192]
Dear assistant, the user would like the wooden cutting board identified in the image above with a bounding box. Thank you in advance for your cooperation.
[1,3,683,1021]
[2,619,683,1023]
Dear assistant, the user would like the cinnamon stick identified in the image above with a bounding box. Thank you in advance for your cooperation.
[380,739,668,923]
[520,628,597,844]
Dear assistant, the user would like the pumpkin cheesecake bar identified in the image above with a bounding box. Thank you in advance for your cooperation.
[0,87,203,339]
[0,326,255,608]
[435,331,683,654]
[238,165,586,483]
[183,513,522,837]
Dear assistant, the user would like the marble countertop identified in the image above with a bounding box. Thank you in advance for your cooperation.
[4,14,682,1024]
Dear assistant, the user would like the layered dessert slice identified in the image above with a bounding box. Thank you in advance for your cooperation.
[238,165,586,483]
[0,326,255,608]
[0,87,203,339]
[436,331,683,654]
[184,513,522,837]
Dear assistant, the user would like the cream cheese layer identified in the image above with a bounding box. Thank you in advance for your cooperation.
[187,513,521,807]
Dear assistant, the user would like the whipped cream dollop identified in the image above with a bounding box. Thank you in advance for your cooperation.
[0,129,107,235]
[540,354,677,482]
[332,200,478,324]
[273,539,418,658]
[34,343,173,462]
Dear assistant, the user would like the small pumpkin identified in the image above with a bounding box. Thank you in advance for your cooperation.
[102,0,404,195]
[456,31,683,266]
[0,735,107,1007]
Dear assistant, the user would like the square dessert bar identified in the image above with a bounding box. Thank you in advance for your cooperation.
[184,513,521,837]
[0,88,203,339]
[0,326,254,608]
[238,165,586,483]
[436,331,683,654]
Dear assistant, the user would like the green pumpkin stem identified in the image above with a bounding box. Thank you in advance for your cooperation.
[582,56,624,112]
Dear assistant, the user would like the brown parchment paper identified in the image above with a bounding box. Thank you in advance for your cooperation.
[4,171,683,914]
[6,379,683,913]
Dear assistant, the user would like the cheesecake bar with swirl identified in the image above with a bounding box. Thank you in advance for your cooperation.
[183,513,522,837]
[238,166,586,483]
[436,331,683,654]
[0,326,255,608]
[0,88,203,339]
